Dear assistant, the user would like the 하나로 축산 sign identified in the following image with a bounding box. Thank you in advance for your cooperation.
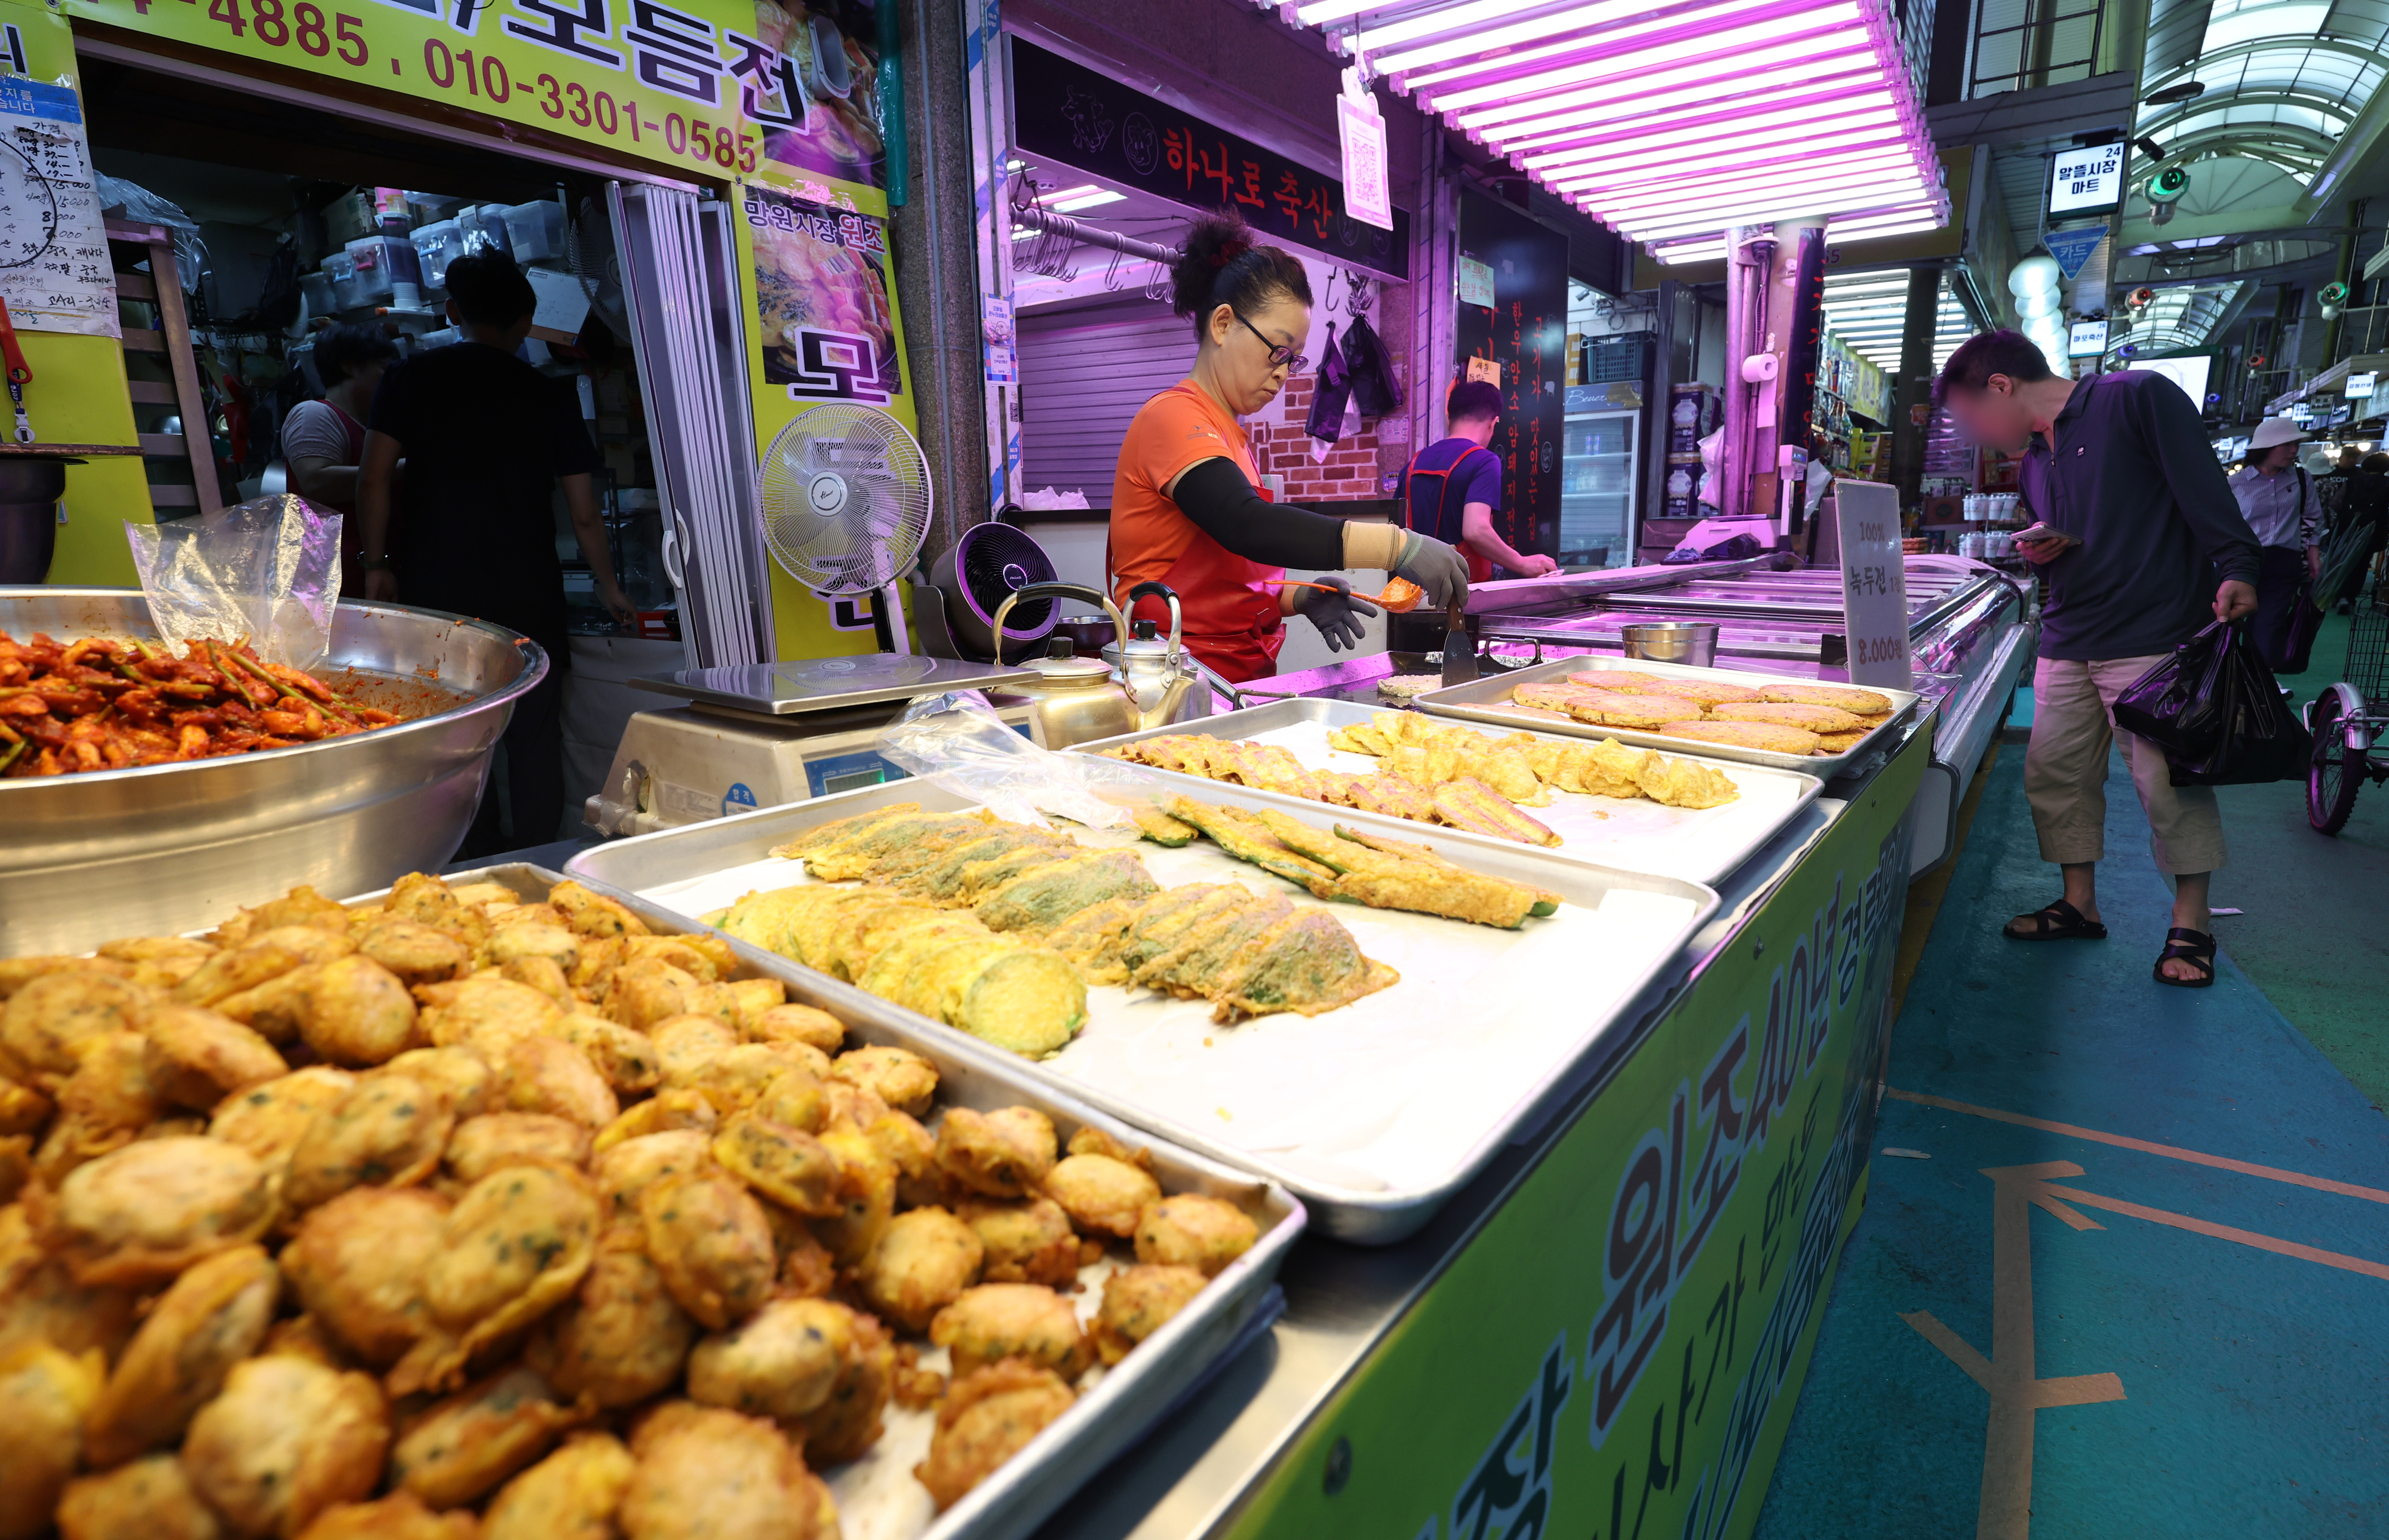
[1006,36,1410,281]
[65,0,895,213]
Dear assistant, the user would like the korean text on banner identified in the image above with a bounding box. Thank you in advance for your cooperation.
[65,0,894,214]
[1835,478,1914,690]
[1337,90,1390,232]
[982,294,1017,386]
[0,78,117,339]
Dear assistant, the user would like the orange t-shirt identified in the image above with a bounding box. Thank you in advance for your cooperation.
[1106,381,1286,680]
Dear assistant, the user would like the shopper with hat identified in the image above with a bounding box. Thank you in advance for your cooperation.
[2230,416,2324,670]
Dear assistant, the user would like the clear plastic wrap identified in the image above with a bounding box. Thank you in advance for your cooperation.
[123,494,342,669]
[876,690,1155,829]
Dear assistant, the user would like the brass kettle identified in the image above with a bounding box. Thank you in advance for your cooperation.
[988,580,1217,749]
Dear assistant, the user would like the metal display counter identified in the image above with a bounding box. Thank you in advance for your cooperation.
[1032,681,1943,1540]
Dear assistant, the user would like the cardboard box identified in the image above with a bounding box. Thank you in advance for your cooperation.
[524,265,593,344]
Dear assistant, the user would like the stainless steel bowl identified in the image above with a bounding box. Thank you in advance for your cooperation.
[1,588,546,954]
[1619,621,1721,667]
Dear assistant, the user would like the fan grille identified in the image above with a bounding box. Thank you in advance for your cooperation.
[959,523,1057,635]
[758,405,934,594]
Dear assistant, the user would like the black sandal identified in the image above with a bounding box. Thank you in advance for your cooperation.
[2154,928,2216,988]
[2004,899,2108,940]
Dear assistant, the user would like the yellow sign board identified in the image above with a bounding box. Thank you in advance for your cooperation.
[65,0,890,214]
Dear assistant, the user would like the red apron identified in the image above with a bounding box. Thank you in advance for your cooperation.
[1128,535,1285,684]
[1401,443,1497,585]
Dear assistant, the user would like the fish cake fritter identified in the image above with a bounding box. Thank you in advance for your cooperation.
[684,1295,847,1423]
[638,1171,775,1331]
[1814,728,1872,753]
[711,1113,838,1216]
[914,1360,1075,1513]
[1564,689,1706,729]
[1638,754,1742,810]
[536,1237,697,1410]
[283,1072,454,1211]
[447,1113,592,1183]
[857,1206,982,1332]
[291,1492,477,1540]
[55,1455,225,1540]
[82,1243,278,1465]
[398,1161,601,1395]
[480,1432,635,1540]
[935,1105,1057,1199]
[1092,1263,1209,1365]
[955,1197,1080,1287]
[1510,680,1598,712]
[0,1341,104,1540]
[180,1355,390,1540]
[283,1186,450,1369]
[1710,700,1871,734]
[621,1401,836,1540]
[827,1044,936,1115]
[299,955,421,1067]
[139,1004,288,1111]
[388,1365,587,1510]
[1043,1152,1161,1238]
[1645,679,1761,708]
[28,1136,274,1287]
[1134,1193,1260,1276]
[1754,681,1893,715]
[1658,719,1822,755]
[3,970,147,1077]
[929,1281,1092,1379]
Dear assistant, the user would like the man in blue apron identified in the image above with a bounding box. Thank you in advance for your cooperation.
[1399,379,1558,583]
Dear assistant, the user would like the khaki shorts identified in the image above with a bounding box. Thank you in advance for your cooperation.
[2023,654,2226,875]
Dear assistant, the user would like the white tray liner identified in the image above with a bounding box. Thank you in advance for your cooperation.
[637,829,1697,1197]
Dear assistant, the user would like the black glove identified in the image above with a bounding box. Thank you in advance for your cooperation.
[1294,574,1379,652]
[1393,529,1471,608]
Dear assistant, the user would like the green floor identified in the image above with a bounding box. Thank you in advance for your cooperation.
[2212,604,2389,1112]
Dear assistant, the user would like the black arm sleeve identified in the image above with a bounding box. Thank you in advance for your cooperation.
[1170,456,1349,569]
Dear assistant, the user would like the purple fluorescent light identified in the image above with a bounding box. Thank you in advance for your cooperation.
[1497,73,1892,154]
[1372,0,1762,79]
[1393,0,1807,90]
[1551,124,1909,188]
[1433,17,1867,118]
[1457,38,1876,130]
[1349,0,1583,56]
[1526,106,1899,172]
[1586,145,1918,202]
[1616,174,1930,235]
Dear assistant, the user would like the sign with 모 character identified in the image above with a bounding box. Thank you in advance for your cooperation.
[1006,36,1410,280]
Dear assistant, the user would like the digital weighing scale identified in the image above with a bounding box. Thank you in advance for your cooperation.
[583,654,1039,838]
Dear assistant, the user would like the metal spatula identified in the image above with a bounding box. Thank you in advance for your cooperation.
[1439,600,1478,687]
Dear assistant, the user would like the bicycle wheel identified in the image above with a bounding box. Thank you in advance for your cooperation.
[2308,691,2362,835]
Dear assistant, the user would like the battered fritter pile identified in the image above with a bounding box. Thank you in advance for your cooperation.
[0,872,1266,1538]
[1499,671,1894,757]
[1102,734,1567,845]
[1138,797,1561,930]
[0,632,404,777]
[731,804,1399,1034]
[1325,710,1740,811]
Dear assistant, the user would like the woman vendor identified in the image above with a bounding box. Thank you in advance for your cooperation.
[1108,214,1469,683]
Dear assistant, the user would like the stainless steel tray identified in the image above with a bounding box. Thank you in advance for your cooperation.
[566,782,1719,1245]
[351,864,1306,1540]
[1415,653,1927,776]
[1063,697,1822,887]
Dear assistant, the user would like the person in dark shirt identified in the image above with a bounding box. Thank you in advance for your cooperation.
[355,252,632,856]
[1934,330,2258,988]
[1400,379,1558,582]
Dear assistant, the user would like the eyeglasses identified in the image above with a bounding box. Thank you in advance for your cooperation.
[1233,311,1308,373]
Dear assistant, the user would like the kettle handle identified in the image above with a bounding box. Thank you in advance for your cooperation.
[990,582,1127,666]
[1125,581,1184,665]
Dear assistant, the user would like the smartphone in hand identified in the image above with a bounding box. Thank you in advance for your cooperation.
[2014,522,2078,550]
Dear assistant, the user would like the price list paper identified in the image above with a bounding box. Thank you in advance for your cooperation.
[0,78,119,339]
[1833,478,1914,690]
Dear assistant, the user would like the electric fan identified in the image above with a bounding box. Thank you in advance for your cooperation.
[758,402,934,655]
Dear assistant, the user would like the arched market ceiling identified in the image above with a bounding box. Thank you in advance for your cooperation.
[2136,0,2389,185]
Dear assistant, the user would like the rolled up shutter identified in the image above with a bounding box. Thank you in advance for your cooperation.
[1018,297,1189,505]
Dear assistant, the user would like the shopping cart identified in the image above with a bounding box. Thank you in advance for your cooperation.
[2307,580,2389,834]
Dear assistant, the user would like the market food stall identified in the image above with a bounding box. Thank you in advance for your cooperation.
[0,544,2019,1539]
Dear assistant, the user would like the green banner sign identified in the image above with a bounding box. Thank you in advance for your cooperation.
[1231,729,1927,1540]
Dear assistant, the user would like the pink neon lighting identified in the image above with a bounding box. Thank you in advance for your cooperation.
[1275,0,1946,242]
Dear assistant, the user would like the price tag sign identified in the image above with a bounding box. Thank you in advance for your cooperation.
[1337,89,1392,232]
[1834,478,1912,691]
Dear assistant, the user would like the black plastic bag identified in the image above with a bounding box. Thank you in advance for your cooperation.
[2124,622,2311,786]
[2112,621,2236,758]
[1305,324,1352,445]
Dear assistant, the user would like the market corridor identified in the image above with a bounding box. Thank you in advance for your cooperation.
[1755,734,2389,1536]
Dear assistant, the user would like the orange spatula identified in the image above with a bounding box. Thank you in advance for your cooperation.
[1264,576,1426,612]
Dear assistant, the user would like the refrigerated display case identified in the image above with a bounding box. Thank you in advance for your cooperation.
[1559,408,1636,568]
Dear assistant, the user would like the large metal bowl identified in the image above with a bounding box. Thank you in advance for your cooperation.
[2,587,546,954]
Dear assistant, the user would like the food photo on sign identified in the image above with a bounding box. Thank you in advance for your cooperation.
[745,182,903,404]
[740,0,889,192]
